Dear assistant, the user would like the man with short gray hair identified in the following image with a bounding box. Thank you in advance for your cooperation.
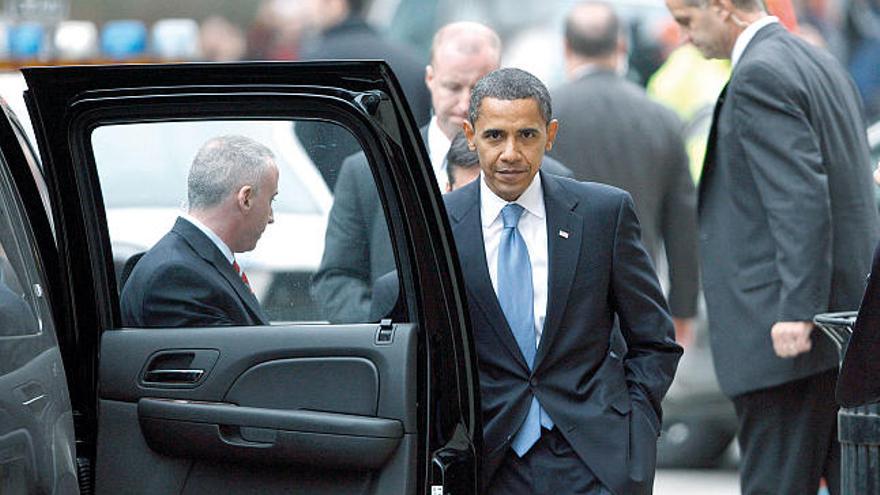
[665,0,879,492]
[121,135,278,327]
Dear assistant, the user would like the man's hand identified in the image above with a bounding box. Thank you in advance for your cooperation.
[771,321,814,358]
[673,317,695,348]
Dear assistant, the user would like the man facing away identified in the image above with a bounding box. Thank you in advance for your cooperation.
[551,1,699,345]
[445,67,682,494]
[665,0,879,492]
[121,135,277,327]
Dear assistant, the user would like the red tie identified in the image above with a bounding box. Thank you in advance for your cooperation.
[232,259,252,292]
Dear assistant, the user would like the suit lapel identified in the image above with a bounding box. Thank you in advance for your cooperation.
[447,182,529,370]
[698,82,728,213]
[700,24,781,211]
[535,173,582,367]
[173,218,269,325]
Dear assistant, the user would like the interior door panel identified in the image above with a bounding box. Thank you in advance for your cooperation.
[95,323,417,494]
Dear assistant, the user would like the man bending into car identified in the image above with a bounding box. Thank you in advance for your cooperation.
[120,135,277,327]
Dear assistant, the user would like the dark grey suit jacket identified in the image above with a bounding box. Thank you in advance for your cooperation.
[120,217,269,328]
[311,126,573,323]
[700,22,878,397]
[297,16,432,189]
[445,172,681,494]
[550,69,698,318]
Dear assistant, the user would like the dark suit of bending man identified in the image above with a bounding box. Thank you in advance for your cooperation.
[311,22,572,323]
[448,67,681,495]
[666,0,879,493]
[121,135,278,327]
[550,2,698,344]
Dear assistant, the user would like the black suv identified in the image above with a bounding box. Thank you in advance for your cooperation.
[0,61,479,494]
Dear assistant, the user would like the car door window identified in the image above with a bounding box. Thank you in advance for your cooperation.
[91,118,401,324]
[0,162,45,338]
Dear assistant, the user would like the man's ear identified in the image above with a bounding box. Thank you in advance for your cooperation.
[545,119,559,151]
[237,185,254,211]
[463,120,477,150]
[425,64,434,90]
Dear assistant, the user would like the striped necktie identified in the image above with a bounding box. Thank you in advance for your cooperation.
[232,259,252,292]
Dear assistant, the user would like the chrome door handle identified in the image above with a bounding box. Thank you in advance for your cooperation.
[143,369,205,383]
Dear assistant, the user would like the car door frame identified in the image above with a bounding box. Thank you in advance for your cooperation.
[14,61,481,493]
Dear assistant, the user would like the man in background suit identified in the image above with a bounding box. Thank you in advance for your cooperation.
[447,67,681,494]
[296,0,431,189]
[665,0,879,492]
[311,22,573,323]
[121,135,276,328]
[550,1,699,344]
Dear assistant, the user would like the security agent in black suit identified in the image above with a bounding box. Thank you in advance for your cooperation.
[666,0,880,492]
[448,67,681,495]
[121,135,277,328]
[311,22,573,323]
[295,0,432,189]
[550,1,699,344]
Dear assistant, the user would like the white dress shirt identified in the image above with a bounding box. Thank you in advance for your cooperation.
[731,16,779,69]
[480,173,549,346]
[427,116,451,191]
[180,214,234,264]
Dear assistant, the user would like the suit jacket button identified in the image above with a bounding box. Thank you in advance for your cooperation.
[529,377,538,387]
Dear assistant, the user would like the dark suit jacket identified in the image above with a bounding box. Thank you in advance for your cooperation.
[550,69,698,318]
[444,172,682,494]
[297,16,432,189]
[838,242,880,407]
[699,22,879,397]
[120,217,269,327]
[311,126,573,323]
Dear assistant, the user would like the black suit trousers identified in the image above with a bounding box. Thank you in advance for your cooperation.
[486,428,612,495]
[732,369,840,495]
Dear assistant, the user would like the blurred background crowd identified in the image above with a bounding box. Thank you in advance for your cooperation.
[0,0,876,181]
[0,0,877,124]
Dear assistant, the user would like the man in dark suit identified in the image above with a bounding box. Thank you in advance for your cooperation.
[550,1,699,344]
[311,22,573,323]
[296,0,432,188]
[121,135,276,327]
[666,0,880,492]
[449,67,681,494]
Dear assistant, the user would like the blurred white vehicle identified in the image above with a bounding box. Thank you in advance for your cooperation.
[0,71,333,321]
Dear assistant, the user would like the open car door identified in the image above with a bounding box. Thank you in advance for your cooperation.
[10,61,480,494]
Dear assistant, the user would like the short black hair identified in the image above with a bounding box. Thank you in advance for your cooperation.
[565,1,620,58]
[468,68,552,125]
[445,131,479,188]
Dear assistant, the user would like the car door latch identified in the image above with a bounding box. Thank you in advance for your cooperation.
[375,319,394,345]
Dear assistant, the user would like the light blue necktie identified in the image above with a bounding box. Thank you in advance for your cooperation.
[497,204,553,457]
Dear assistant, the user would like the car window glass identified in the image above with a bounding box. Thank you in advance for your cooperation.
[0,154,44,338]
[91,119,401,325]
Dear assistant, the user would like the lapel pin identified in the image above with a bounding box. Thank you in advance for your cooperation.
[558,230,569,239]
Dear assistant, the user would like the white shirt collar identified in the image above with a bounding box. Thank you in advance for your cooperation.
[427,116,451,184]
[180,214,235,264]
[731,16,778,69]
[480,171,545,228]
